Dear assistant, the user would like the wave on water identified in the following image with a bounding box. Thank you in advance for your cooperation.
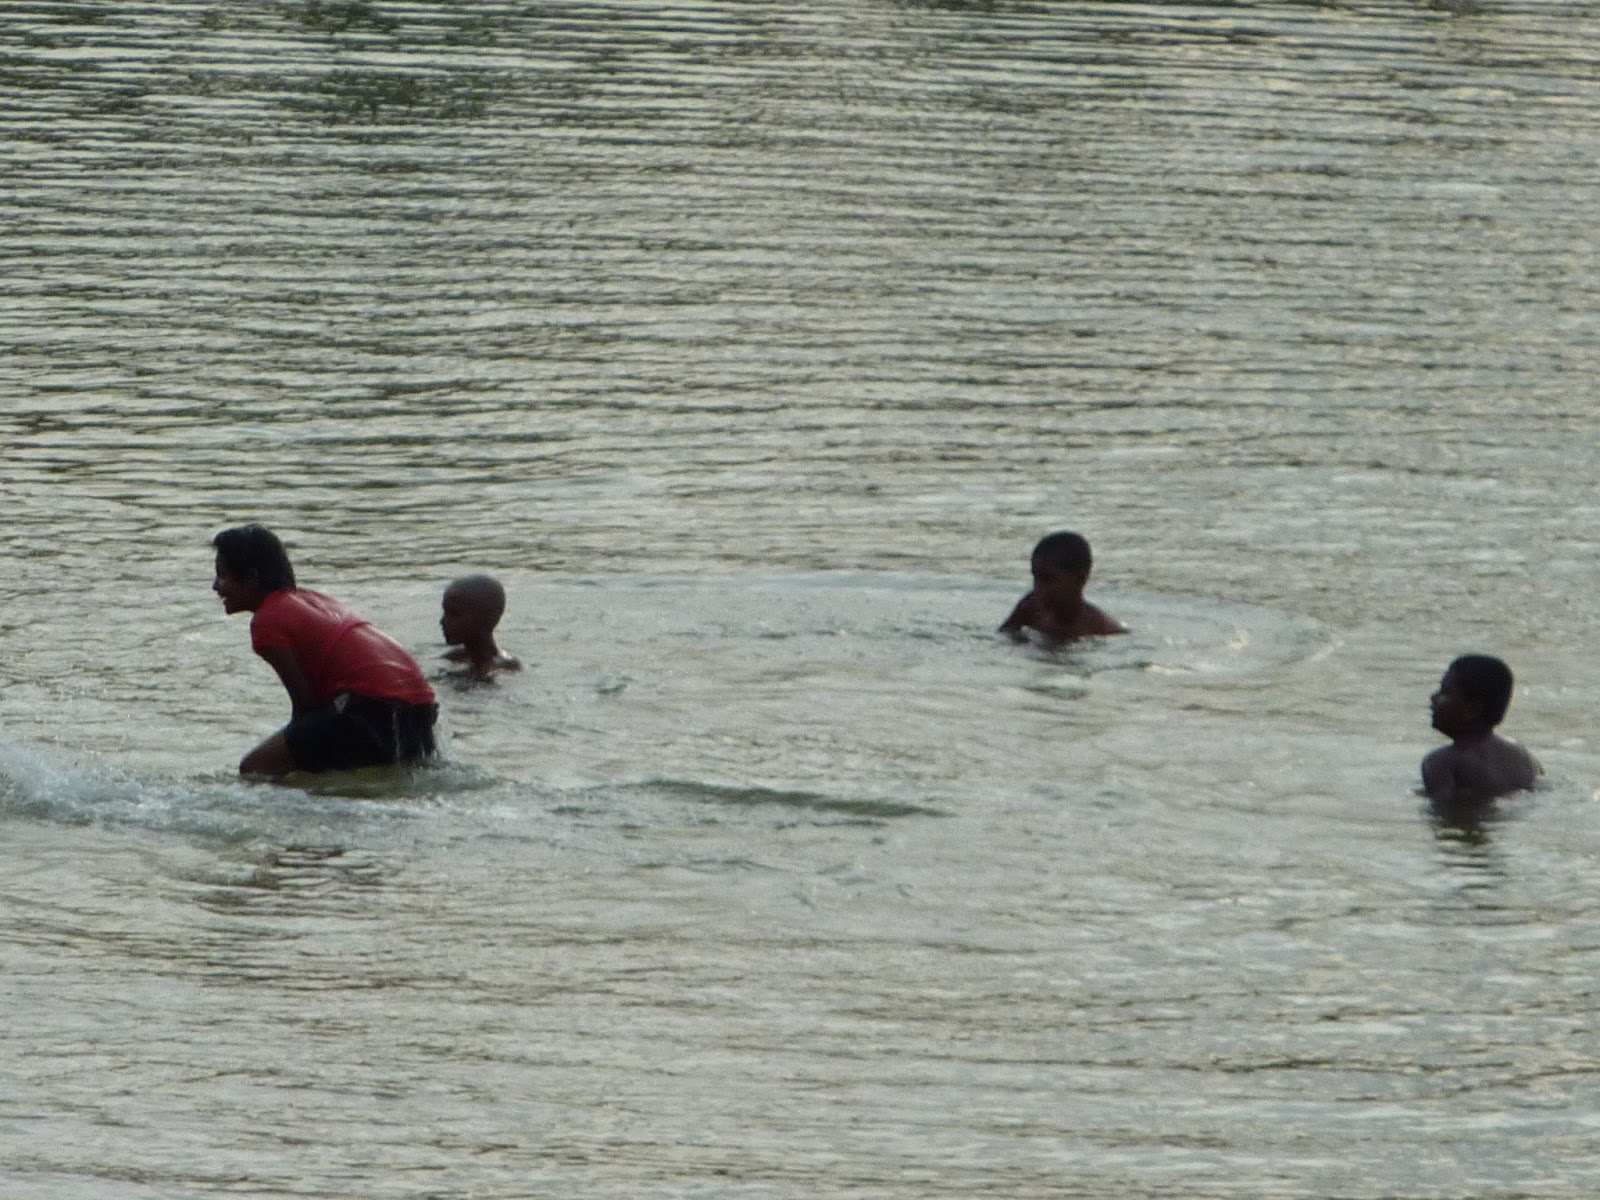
[642,777,950,822]
[0,728,494,844]
[1032,589,1335,682]
[0,577,1333,853]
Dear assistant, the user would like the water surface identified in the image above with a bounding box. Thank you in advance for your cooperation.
[4,2,1600,1196]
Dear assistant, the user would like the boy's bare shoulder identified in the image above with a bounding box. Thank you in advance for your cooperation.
[1497,736,1540,787]
[1422,736,1539,802]
[1079,602,1126,637]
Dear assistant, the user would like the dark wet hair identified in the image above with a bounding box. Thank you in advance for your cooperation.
[446,573,507,623]
[1031,530,1093,577]
[1447,654,1515,727]
[212,524,296,594]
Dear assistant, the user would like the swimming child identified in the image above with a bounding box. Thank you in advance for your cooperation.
[212,524,439,777]
[440,573,520,681]
[999,530,1125,645]
[1421,654,1540,806]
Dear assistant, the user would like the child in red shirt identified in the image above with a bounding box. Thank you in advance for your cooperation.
[213,524,438,777]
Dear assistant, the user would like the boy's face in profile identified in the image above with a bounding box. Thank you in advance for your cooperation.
[440,589,476,646]
[1430,668,1481,738]
[213,556,264,615]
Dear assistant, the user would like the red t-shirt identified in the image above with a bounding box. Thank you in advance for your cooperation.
[250,588,435,708]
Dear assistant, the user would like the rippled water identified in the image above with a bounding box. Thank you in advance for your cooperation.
[5,1,1600,1196]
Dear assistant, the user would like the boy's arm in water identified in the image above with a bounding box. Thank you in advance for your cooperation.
[478,652,522,680]
[442,645,521,679]
[1420,745,1462,803]
[258,644,317,718]
[998,593,1035,640]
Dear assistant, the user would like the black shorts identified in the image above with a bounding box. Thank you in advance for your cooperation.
[283,692,439,774]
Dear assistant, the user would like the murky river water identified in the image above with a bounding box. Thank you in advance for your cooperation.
[5,1,1600,1196]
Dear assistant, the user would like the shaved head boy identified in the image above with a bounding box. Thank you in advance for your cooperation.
[441,574,520,680]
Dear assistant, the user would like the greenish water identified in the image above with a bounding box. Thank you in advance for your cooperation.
[4,2,1600,1196]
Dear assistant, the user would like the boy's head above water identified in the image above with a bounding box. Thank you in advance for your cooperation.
[1431,654,1514,739]
[1421,653,1538,810]
[212,524,296,613]
[999,529,1123,644]
[1030,530,1093,591]
[440,574,507,646]
[441,573,520,680]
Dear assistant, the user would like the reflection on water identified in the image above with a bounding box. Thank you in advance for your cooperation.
[1430,790,1510,843]
[1432,802,1504,886]
[7,1,1600,1197]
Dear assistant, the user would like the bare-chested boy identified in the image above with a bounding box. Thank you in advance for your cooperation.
[440,574,520,681]
[999,531,1125,646]
[1421,654,1539,807]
